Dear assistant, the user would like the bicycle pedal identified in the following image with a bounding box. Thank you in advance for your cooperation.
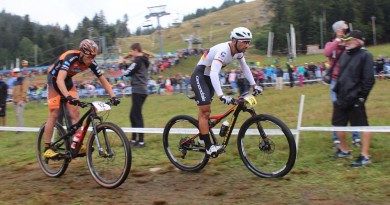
[210,153,219,158]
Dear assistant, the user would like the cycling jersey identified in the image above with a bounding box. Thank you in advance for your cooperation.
[49,50,102,79]
[194,42,255,97]
[47,50,102,109]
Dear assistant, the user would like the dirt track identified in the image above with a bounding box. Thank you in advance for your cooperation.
[0,157,352,205]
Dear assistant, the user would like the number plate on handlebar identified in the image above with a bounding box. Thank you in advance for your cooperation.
[244,95,257,108]
[92,101,111,113]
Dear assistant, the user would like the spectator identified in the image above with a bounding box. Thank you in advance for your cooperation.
[121,43,150,148]
[12,68,28,133]
[264,65,274,86]
[236,68,250,95]
[228,69,237,94]
[275,65,284,90]
[297,64,305,87]
[165,77,172,94]
[157,76,165,95]
[175,73,183,94]
[286,63,295,88]
[331,30,375,167]
[147,77,157,94]
[0,75,8,126]
[122,43,150,148]
[256,68,265,87]
[183,74,191,95]
[323,20,361,148]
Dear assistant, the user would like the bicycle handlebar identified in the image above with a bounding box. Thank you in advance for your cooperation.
[187,91,259,106]
[77,100,115,109]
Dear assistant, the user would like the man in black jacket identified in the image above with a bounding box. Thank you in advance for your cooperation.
[331,30,375,167]
[0,75,7,126]
[121,43,149,148]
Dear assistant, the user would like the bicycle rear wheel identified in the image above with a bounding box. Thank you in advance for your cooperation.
[163,115,209,172]
[36,122,69,177]
[86,122,131,189]
[237,114,296,178]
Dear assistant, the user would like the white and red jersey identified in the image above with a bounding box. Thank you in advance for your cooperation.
[197,42,255,96]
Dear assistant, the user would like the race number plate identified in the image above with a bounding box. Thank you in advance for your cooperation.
[92,101,111,113]
[244,95,257,108]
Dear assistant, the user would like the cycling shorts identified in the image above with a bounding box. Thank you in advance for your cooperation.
[47,73,78,109]
[190,65,214,106]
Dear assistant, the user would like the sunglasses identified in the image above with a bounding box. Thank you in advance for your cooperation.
[238,40,251,45]
[85,55,96,60]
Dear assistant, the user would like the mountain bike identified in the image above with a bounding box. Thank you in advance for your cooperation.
[36,98,131,189]
[163,93,296,178]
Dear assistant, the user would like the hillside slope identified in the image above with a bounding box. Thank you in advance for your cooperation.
[116,0,270,55]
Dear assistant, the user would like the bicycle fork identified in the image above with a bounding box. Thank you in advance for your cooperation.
[89,116,114,158]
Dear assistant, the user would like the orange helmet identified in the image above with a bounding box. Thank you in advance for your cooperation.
[79,39,98,55]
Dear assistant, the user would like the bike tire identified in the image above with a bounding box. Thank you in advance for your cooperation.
[237,114,296,178]
[36,122,69,177]
[86,122,132,189]
[163,115,209,172]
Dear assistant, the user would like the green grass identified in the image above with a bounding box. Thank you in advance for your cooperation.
[1,80,390,204]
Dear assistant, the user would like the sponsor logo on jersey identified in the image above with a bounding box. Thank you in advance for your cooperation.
[69,56,78,62]
[72,68,83,73]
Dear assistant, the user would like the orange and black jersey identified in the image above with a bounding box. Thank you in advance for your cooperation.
[49,50,102,78]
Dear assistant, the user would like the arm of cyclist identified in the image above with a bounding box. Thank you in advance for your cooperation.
[209,60,236,105]
[238,57,263,96]
[97,75,120,105]
[56,70,80,106]
[57,70,72,98]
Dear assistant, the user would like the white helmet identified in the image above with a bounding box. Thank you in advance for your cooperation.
[230,27,252,40]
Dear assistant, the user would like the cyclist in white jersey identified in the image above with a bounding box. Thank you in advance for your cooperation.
[190,27,263,156]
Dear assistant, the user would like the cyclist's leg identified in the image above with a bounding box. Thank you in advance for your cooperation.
[190,66,214,149]
[44,80,61,147]
[198,105,211,147]
[65,86,80,126]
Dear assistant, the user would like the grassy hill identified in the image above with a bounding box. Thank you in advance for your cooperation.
[116,0,270,55]
[114,0,389,73]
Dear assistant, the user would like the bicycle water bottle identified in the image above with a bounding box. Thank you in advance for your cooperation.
[219,120,229,137]
[71,133,82,149]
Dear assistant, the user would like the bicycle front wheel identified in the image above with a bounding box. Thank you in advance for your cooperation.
[163,115,209,172]
[36,122,69,177]
[86,122,131,189]
[237,114,296,178]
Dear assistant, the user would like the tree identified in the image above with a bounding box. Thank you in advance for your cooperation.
[21,15,34,41]
[17,37,35,62]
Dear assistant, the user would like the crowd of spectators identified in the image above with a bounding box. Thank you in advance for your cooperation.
[1,52,389,103]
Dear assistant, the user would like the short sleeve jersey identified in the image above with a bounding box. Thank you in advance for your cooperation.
[49,50,102,78]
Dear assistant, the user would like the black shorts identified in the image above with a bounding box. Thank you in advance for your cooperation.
[0,105,5,117]
[190,65,214,106]
[332,101,369,127]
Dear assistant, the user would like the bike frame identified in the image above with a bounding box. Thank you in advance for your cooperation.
[51,99,111,159]
[179,96,262,151]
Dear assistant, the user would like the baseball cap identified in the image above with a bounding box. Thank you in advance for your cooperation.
[341,30,365,41]
[13,67,21,73]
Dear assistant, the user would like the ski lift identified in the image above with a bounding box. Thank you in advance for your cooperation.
[143,19,153,28]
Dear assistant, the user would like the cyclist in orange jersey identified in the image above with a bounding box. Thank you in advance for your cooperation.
[43,39,120,158]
